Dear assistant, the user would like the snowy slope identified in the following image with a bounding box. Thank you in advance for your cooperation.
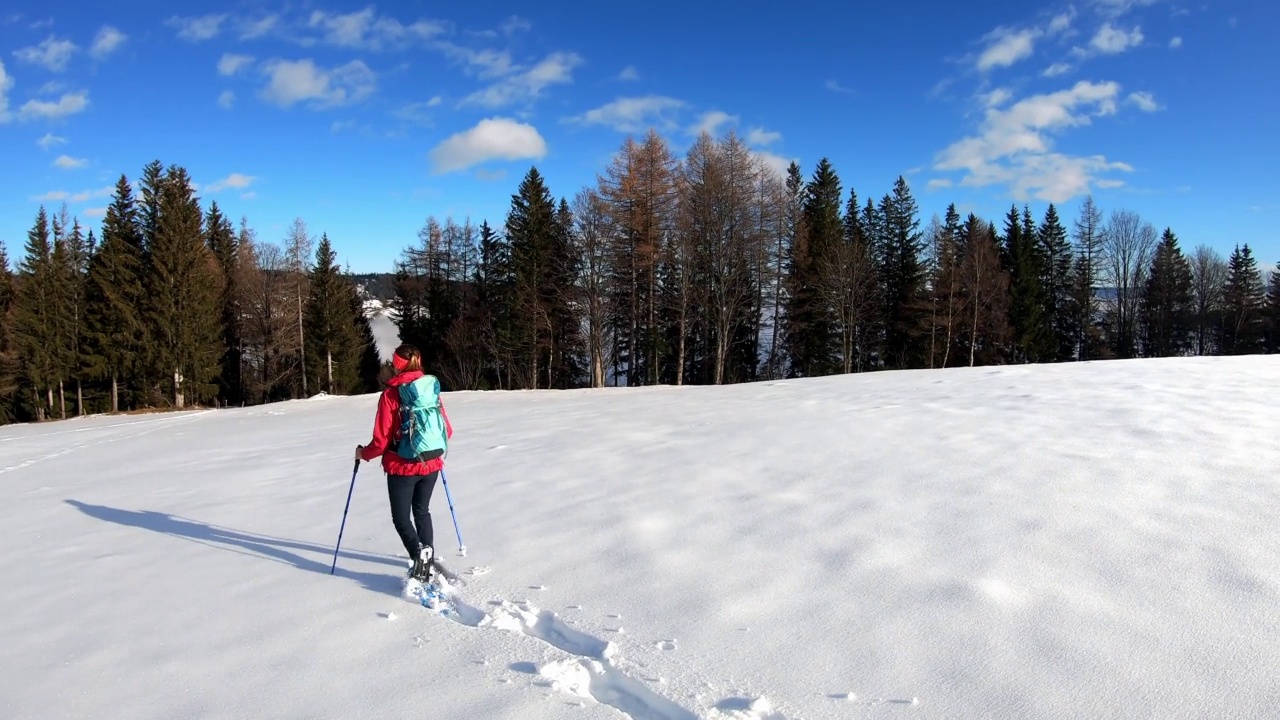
[2,356,1278,719]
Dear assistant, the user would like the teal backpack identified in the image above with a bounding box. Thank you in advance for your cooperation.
[395,374,448,462]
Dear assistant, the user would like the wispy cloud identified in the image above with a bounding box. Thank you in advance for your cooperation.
[205,173,254,192]
[568,95,686,133]
[307,8,444,50]
[754,151,796,179]
[825,79,856,94]
[977,27,1041,72]
[688,110,737,137]
[460,51,582,108]
[90,26,126,59]
[1169,36,1182,48]
[428,117,547,174]
[0,60,12,122]
[52,154,86,169]
[14,35,77,71]
[218,90,235,109]
[746,127,782,146]
[18,90,88,120]
[618,65,640,81]
[1088,0,1163,18]
[37,132,66,148]
[1127,91,1160,111]
[259,58,376,108]
[932,80,1134,202]
[167,14,227,42]
[32,185,113,203]
[1043,62,1073,77]
[499,16,531,36]
[1088,22,1144,54]
[218,53,254,76]
[239,15,279,40]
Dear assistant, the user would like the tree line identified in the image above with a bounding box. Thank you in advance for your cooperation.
[0,160,381,424]
[390,129,1276,392]
[2,131,1273,424]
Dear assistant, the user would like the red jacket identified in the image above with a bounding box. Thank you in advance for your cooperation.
[359,370,453,475]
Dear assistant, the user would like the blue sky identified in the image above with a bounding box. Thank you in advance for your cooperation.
[0,1,1275,274]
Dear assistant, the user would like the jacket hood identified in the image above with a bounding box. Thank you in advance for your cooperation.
[386,370,424,386]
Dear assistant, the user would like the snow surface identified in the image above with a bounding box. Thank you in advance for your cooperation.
[2,356,1278,719]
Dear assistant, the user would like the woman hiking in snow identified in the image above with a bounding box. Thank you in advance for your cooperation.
[356,343,453,584]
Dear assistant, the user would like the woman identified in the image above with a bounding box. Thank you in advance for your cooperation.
[356,343,453,583]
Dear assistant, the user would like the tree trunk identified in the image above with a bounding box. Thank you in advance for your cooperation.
[327,350,333,394]
[59,380,66,420]
[174,368,184,409]
[111,373,119,414]
[77,380,83,417]
[298,287,307,397]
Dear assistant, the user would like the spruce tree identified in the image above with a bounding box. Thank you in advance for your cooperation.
[1069,196,1105,360]
[205,202,241,405]
[1004,204,1050,363]
[786,158,841,377]
[1038,204,1075,361]
[1266,265,1280,353]
[1220,244,1265,354]
[506,166,562,388]
[148,165,225,407]
[0,241,17,422]
[13,207,61,419]
[84,175,146,412]
[878,176,927,369]
[304,233,363,394]
[1139,228,1194,357]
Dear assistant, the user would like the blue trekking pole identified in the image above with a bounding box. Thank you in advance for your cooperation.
[440,469,466,556]
[330,458,360,574]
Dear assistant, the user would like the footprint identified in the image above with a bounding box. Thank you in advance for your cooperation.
[656,640,677,651]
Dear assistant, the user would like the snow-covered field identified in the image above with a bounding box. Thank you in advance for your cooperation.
[2,356,1278,719]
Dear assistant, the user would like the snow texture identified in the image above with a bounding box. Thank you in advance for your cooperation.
[2,355,1278,718]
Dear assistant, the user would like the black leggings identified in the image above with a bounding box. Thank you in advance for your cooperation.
[387,472,438,558]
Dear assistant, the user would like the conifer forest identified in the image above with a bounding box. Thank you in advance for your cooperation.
[1,130,1274,424]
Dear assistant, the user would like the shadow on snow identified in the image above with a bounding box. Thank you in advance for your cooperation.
[65,499,406,597]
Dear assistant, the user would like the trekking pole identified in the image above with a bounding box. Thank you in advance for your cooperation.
[440,469,466,556]
[330,458,360,574]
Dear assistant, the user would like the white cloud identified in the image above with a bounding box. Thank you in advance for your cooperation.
[618,65,639,81]
[1169,36,1182,48]
[933,80,1134,202]
[500,16,531,36]
[167,14,227,42]
[0,60,12,122]
[1048,9,1076,35]
[1127,91,1160,111]
[53,154,86,169]
[14,36,77,72]
[428,117,546,174]
[753,150,795,179]
[218,53,254,76]
[689,110,737,137]
[1043,62,1073,77]
[982,87,1014,107]
[1090,23,1144,53]
[240,15,279,40]
[18,90,88,120]
[307,8,444,50]
[84,206,107,218]
[1089,0,1162,17]
[926,178,954,191]
[32,186,112,203]
[240,191,256,200]
[460,51,582,108]
[218,90,235,109]
[569,95,686,133]
[746,127,782,146]
[205,173,254,192]
[37,132,66,148]
[427,96,442,107]
[90,26,126,59]
[977,27,1041,71]
[259,59,376,108]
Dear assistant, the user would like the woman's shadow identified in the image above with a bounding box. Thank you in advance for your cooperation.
[65,499,407,597]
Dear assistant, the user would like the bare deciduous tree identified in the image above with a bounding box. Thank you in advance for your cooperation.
[1189,244,1227,356]
[1100,209,1157,358]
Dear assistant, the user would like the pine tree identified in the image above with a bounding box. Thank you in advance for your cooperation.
[0,241,17,423]
[1139,228,1194,357]
[878,176,927,369]
[472,219,516,388]
[13,207,61,419]
[1038,204,1075,361]
[206,202,242,405]
[148,165,225,407]
[1220,244,1265,354]
[83,175,146,412]
[304,233,363,394]
[1266,264,1280,353]
[1004,204,1050,363]
[507,166,561,388]
[786,158,841,377]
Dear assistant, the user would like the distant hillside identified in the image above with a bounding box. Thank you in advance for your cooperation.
[348,273,397,304]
